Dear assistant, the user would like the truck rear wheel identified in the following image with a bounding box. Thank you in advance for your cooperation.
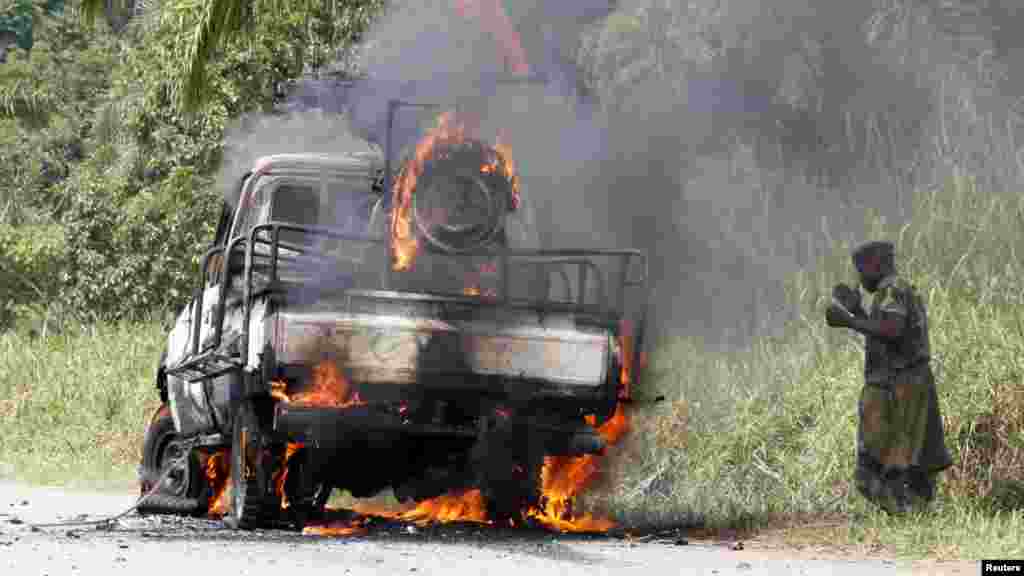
[484,455,542,528]
[476,421,544,528]
[282,445,332,530]
[225,399,279,529]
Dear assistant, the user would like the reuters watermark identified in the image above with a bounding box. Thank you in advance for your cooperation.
[983,560,1024,574]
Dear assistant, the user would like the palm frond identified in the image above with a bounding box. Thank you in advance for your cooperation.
[180,0,250,110]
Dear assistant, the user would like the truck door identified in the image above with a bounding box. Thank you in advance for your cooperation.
[196,200,241,352]
[197,177,270,351]
[167,200,236,436]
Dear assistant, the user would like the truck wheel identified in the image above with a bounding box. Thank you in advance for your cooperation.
[282,446,332,530]
[139,405,207,516]
[225,399,279,529]
[477,423,543,528]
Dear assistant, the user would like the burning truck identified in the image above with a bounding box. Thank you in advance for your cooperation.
[139,89,649,533]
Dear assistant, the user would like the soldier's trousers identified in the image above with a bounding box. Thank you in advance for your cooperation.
[855,363,953,510]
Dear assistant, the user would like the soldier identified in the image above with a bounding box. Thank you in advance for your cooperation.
[826,241,953,513]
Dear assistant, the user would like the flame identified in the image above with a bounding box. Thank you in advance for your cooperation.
[492,134,520,210]
[390,112,519,272]
[527,403,630,532]
[619,319,635,401]
[397,489,490,526]
[205,449,231,518]
[304,517,369,536]
[306,490,489,536]
[278,360,365,409]
[268,361,362,511]
[391,111,462,272]
[273,442,305,510]
[270,379,289,403]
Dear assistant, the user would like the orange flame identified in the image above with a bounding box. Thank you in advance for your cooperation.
[305,490,489,536]
[398,489,490,526]
[268,361,362,511]
[527,403,630,532]
[619,319,635,401]
[273,442,305,510]
[391,111,462,271]
[390,112,519,272]
[279,360,365,409]
[303,517,369,537]
[205,449,231,518]
[492,134,520,210]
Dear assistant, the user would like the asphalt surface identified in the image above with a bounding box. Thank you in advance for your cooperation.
[0,481,977,576]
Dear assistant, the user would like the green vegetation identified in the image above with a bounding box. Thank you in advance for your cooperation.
[585,176,1024,559]
[0,0,381,329]
[0,320,164,487]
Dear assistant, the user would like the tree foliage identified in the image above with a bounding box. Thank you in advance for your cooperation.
[0,0,384,329]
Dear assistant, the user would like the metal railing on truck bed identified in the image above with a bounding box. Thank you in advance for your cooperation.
[174,222,648,382]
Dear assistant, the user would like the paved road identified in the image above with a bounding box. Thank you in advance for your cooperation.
[0,481,976,576]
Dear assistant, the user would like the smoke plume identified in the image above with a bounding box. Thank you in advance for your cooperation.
[218,0,1024,347]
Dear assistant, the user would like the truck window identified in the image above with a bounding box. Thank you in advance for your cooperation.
[269,178,374,235]
[272,183,320,227]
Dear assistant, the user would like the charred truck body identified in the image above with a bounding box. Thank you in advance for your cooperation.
[140,91,649,530]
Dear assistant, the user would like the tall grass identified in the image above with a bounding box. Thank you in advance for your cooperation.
[585,175,1024,558]
[0,321,165,488]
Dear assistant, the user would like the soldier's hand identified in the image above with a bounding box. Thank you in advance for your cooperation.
[826,302,855,328]
[832,283,862,311]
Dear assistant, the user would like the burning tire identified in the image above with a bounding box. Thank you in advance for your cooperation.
[139,405,207,516]
[282,445,332,530]
[410,145,509,253]
[225,398,280,529]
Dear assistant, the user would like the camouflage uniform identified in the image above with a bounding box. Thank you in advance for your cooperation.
[855,274,953,511]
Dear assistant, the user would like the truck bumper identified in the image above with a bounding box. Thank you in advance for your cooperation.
[273,403,607,457]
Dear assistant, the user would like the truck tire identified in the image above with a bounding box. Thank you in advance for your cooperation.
[139,405,207,516]
[225,399,279,529]
[476,421,544,528]
[282,446,332,530]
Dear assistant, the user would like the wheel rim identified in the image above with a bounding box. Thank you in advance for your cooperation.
[157,437,191,498]
[413,172,503,252]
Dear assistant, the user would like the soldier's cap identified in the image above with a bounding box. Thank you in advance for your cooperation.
[852,240,895,273]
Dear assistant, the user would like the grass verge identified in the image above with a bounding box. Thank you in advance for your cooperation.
[0,321,165,489]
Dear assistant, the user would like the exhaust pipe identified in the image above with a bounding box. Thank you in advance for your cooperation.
[565,429,606,456]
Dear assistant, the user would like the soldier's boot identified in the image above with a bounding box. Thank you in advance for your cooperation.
[881,469,920,515]
[855,455,893,510]
[906,467,936,503]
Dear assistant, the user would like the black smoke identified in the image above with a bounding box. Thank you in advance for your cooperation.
[234,0,1024,347]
